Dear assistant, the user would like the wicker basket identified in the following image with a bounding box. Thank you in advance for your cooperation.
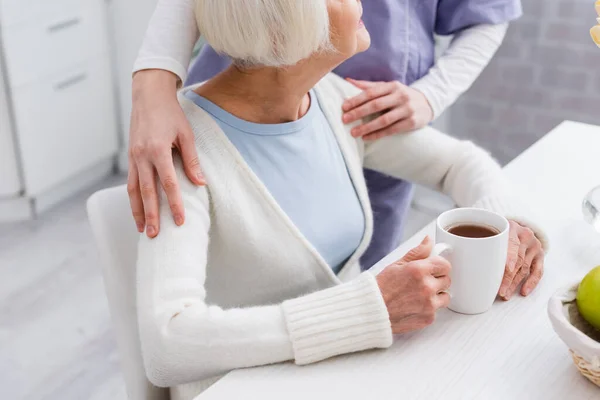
[548,283,600,388]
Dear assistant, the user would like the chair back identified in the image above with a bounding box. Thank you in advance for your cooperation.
[87,185,169,400]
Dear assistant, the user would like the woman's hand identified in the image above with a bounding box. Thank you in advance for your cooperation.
[342,78,434,141]
[128,70,206,238]
[376,236,451,334]
[498,221,545,300]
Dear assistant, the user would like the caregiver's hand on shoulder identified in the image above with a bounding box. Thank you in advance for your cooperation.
[376,236,451,334]
[498,221,545,301]
[342,78,433,140]
[128,70,205,238]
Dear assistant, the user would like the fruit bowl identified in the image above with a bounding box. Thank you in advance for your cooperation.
[548,283,600,387]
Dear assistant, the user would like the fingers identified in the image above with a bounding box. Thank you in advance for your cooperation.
[345,78,378,90]
[432,275,451,293]
[361,116,418,141]
[351,107,410,137]
[521,254,544,296]
[177,126,205,186]
[397,236,433,265]
[435,292,451,309]
[429,256,451,278]
[153,150,184,227]
[343,93,400,124]
[499,225,521,297]
[342,82,396,112]
[503,229,537,299]
[137,160,160,238]
[127,160,145,232]
[505,261,531,300]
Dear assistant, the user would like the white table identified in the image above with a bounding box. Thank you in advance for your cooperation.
[199,121,600,400]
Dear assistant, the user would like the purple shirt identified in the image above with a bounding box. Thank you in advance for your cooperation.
[186,0,522,270]
[187,0,521,85]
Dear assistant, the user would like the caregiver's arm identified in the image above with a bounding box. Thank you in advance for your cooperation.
[343,23,507,139]
[411,23,508,119]
[133,0,199,84]
[137,158,398,388]
[129,0,202,238]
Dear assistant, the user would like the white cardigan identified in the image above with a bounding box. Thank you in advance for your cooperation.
[137,74,546,398]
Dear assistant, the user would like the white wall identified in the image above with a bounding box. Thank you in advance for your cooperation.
[449,0,600,164]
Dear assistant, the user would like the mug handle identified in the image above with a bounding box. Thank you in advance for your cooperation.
[430,243,453,298]
[431,243,452,258]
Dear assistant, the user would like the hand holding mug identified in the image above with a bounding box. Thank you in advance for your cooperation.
[377,236,452,334]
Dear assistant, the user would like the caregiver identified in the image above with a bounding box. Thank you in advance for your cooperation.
[129,0,521,271]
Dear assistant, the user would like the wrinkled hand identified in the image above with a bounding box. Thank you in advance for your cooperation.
[128,70,205,238]
[377,236,451,334]
[342,78,433,140]
[498,221,545,300]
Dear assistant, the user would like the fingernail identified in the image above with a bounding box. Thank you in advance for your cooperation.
[175,215,184,226]
[147,226,156,237]
[523,287,531,296]
[499,289,505,297]
[343,114,350,123]
[196,173,205,184]
[136,223,144,233]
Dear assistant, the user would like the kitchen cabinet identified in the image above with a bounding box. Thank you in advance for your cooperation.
[0,58,21,198]
[0,0,119,221]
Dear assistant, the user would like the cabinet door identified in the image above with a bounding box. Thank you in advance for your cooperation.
[0,61,22,197]
[10,57,118,196]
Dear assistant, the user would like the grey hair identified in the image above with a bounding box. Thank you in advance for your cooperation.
[195,0,331,67]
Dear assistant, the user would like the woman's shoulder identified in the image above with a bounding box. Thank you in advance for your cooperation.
[177,85,225,146]
[316,73,362,102]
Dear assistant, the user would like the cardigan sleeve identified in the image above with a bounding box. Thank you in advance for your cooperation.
[136,155,393,388]
[133,0,199,84]
[361,128,549,250]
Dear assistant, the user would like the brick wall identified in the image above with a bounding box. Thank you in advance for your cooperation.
[448,0,600,164]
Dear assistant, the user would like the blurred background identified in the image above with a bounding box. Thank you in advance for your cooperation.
[0,0,599,399]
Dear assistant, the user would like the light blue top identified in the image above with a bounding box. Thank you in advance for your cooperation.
[184,90,365,273]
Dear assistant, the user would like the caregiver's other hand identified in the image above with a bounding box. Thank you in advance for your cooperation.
[377,236,451,334]
[342,78,433,140]
[498,221,545,300]
[128,70,205,238]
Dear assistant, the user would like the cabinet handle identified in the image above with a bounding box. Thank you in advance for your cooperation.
[47,17,81,33]
[54,73,87,91]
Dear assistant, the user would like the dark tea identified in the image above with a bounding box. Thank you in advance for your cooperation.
[446,223,499,238]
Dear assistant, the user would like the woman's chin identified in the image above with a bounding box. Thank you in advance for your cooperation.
[356,31,371,53]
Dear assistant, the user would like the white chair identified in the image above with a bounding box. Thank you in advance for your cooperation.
[87,185,169,400]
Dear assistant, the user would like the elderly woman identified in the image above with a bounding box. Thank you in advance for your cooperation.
[137,1,547,398]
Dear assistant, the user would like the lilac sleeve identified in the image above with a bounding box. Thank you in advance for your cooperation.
[435,0,522,35]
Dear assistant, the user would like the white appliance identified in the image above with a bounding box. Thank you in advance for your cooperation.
[0,0,119,221]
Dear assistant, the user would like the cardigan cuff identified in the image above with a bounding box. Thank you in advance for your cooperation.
[282,273,393,365]
[472,195,550,252]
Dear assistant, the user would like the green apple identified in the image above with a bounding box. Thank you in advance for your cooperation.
[577,266,600,330]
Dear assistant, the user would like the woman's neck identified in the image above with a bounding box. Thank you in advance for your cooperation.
[194,62,328,124]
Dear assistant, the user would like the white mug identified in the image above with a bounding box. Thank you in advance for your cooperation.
[432,208,509,315]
